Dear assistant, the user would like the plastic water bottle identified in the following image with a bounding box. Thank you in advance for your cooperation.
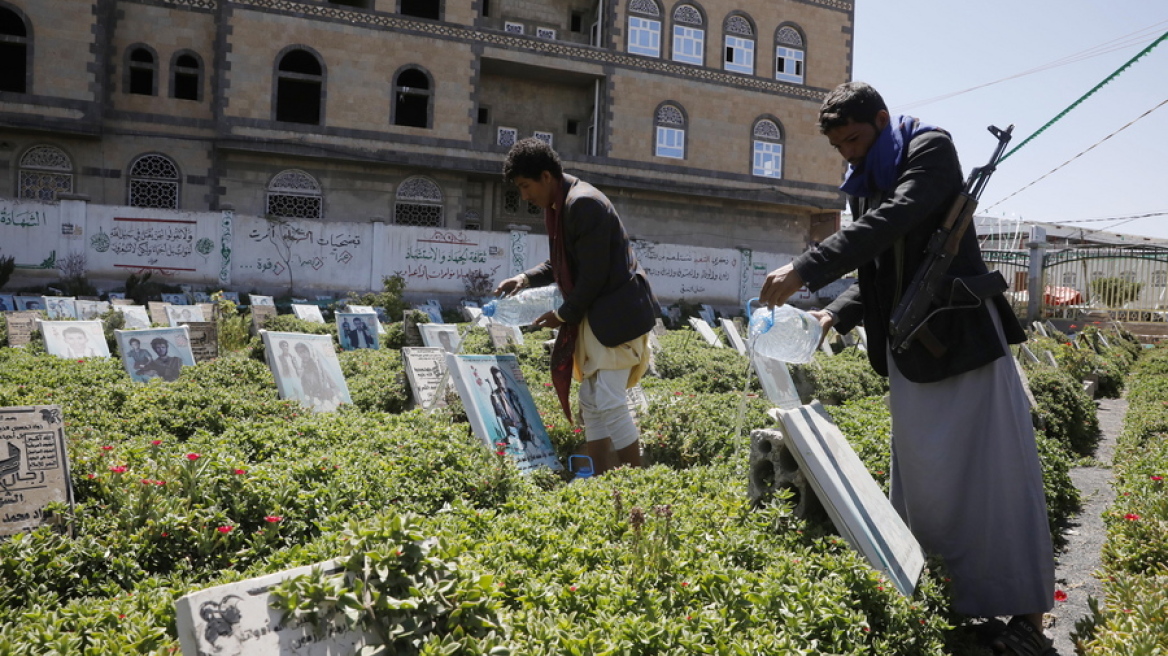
[482,286,564,326]
[747,300,822,363]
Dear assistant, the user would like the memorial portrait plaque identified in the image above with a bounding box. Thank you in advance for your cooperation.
[419,323,461,354]
[415,301,444,324]
[774,402,925,596]
[261,331,352,413]
[487,324,513,350]
[250,304,278,334]
[446,354,561,473]
[161,293,187,306]
[220,291,241,304]
[292,304,326,324]
[0,294,13,312]
[109,297,135,306]
[41,320,110,359]
[74,299,110,320]
[402,347,448,409]
[113,305,151,330]
[336,312,380,351]
[147,301,171,327]
[249,294,275,307]
[166,304,205,327]
[0,405,74,537]
[43,296,77,320]
[115,327,196,383]
[346,304,386,334]
[14,296,44,312]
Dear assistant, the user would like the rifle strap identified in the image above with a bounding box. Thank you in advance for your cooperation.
[914,324,948,358]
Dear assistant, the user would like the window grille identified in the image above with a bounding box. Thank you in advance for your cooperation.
[394,177,443,227]
[266,169,322,219]
[497,127,518,147]
[128,154,180,209]
[18,145,73,201]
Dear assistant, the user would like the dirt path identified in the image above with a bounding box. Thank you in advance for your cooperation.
[1045,395,1123,655]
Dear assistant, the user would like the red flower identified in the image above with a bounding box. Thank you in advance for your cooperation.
[233,468,246,475]
[151,440,162,446]
[109,466,127,474]
[141,478,152,485]
[86,473,96,480]
[217,525,233,534]
[495,450,506,456]
[1054,590,1068,602]
[568,586,577,592]
[1152,475,1164,482]
[186,453,201,461]
[155,480,166,486]
[1124,513,1141,521]
[101,446,114,451]
[264,516,283,523]
[680,581,689,587]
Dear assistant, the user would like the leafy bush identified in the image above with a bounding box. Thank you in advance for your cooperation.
[1024,365,1100,456]
[798,349,889,405]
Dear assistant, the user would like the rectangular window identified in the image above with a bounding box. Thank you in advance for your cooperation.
[566,119,579,135]
[753,141,783,178]
[724,36,754,74]
[672,26,704,65]
[505,21,524,35]
[656,126,684,159]
[537,27,557,39]
[571,12,583,32]
[776,47,805,84]
[497,127,518,147]
[628,17,661,57]
[533,131,553,147]
[477,107,489,124]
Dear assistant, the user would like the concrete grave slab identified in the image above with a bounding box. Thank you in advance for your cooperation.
[0,405,74,537]
[720,317,747,355]
[402,347,449,409]
[687,317,723,348]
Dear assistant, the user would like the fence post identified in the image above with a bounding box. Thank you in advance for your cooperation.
[1026,225,1046,323]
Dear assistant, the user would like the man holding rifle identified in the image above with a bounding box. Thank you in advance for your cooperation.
[759,82,1053,656]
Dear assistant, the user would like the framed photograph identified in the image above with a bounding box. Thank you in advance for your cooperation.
[161,293,188,305]
[419,323,461,354]
[414,302,443,324]
[14,296,44,312]
[249,294,275,307]
[192,292,211,303]
[221,291,241,304]
[261,331,351,413]
[115,327,196,383]
[336,312,380,351]
[43,296,77,320]
[0,294,14,312]
[345,304,386,333]
[74,300,110,321]
[113,305,151,330]
[446,353,561,473]
[292,304,326,324]
[106,292,126,301]
[41,320,110,359]
[166,304,205,327]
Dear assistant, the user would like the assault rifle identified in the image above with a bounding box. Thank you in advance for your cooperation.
[888,124,1013,356]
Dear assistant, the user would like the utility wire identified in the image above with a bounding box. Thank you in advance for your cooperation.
[984,98,1168,211]
[895,22,1168,111]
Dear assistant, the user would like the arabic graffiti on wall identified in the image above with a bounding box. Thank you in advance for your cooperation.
[632,241,740,302]
[387,229,508,294]
[90,217,201,275]
[0,207,47,229]
[234,217,371,290]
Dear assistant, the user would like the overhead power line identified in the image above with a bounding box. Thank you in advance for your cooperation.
[984,97,1168,211]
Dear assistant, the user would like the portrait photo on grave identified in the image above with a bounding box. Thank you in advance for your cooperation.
[419,323,461,354]
[0,294,13,312]
[220,291,241,304]
[161,293,187,306]
[344,304,387,334]
[14,297,43,311]
[445,354,560,473]
[43,296,77,320]
[115,327,196,383]
[166,304,205,327]
[261,331,351,413]
[42,320,111,359]
[292,303,326,324]
[113,304,152,330]
[336,312,380,351]
[74,300,110,321]
[248,294,275,307]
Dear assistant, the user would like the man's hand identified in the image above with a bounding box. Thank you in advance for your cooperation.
[532,310,563,330]
[494,275,527,297]
[758,264,805,308]
[808,309,835,347]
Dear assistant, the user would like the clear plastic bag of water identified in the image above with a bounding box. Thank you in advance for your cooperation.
[482,286,563,326]
[746,300,822,363]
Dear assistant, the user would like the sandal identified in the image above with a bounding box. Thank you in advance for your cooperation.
[992,616,1051,656]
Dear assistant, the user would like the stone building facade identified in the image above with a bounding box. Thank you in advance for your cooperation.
[0,0,852,257]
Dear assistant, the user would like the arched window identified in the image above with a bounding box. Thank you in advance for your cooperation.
[723,15,754,75]
[752,118,783,178]
[18,145,73,201]
[266,170,323,219]
[171,51,202,101]
[775,24,805,84]
[654,103,685,159]
[128,154,180,209]
[394,177,444,227]
[671,4,703,65]
[627,0,661,58]
[275,48,325,125]
[127,45,158,96]
[0,5,29,93]
[393,66,432,128]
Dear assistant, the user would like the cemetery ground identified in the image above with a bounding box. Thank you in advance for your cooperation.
[0,300,1165,655]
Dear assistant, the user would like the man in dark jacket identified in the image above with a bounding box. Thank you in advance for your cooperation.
[495,138,660,475]
[759,82,1054,656]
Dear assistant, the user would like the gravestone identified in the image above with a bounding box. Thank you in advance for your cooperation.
[1019,343,1040,364]
[110,297,135,306]
[346,305,386,334]
[175,560,370,655]
[147,302,171,326]
[1012,359,1039,409]
[487,324,512,350]
[250,305,278,334]
[626,385,649,416]
[720,317,747,355]
[198,302,217,322]
[292,304,325,323]
[1043,350,1059,368]
[0,405,74,537]
[402,347,448,409]
[687,317,723,348]
[182,322,219,363]
[773,402,925,596]
[752,353,801,410]
[652,318,667,337]
[402,313,424,346]
[1032,321,1048,338]
[4,312,40,347]
[699,304,717,325]
[114,305,152,330]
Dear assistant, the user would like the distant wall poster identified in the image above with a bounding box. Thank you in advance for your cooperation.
[261,331,351,412]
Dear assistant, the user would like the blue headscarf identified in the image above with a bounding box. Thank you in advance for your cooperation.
[839,115,941,198]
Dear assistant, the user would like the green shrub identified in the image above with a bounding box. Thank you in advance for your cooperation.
[798,349,889,405]
[1024,365,1100,456]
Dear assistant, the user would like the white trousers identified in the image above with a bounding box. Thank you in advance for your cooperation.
[578,367,639,450]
